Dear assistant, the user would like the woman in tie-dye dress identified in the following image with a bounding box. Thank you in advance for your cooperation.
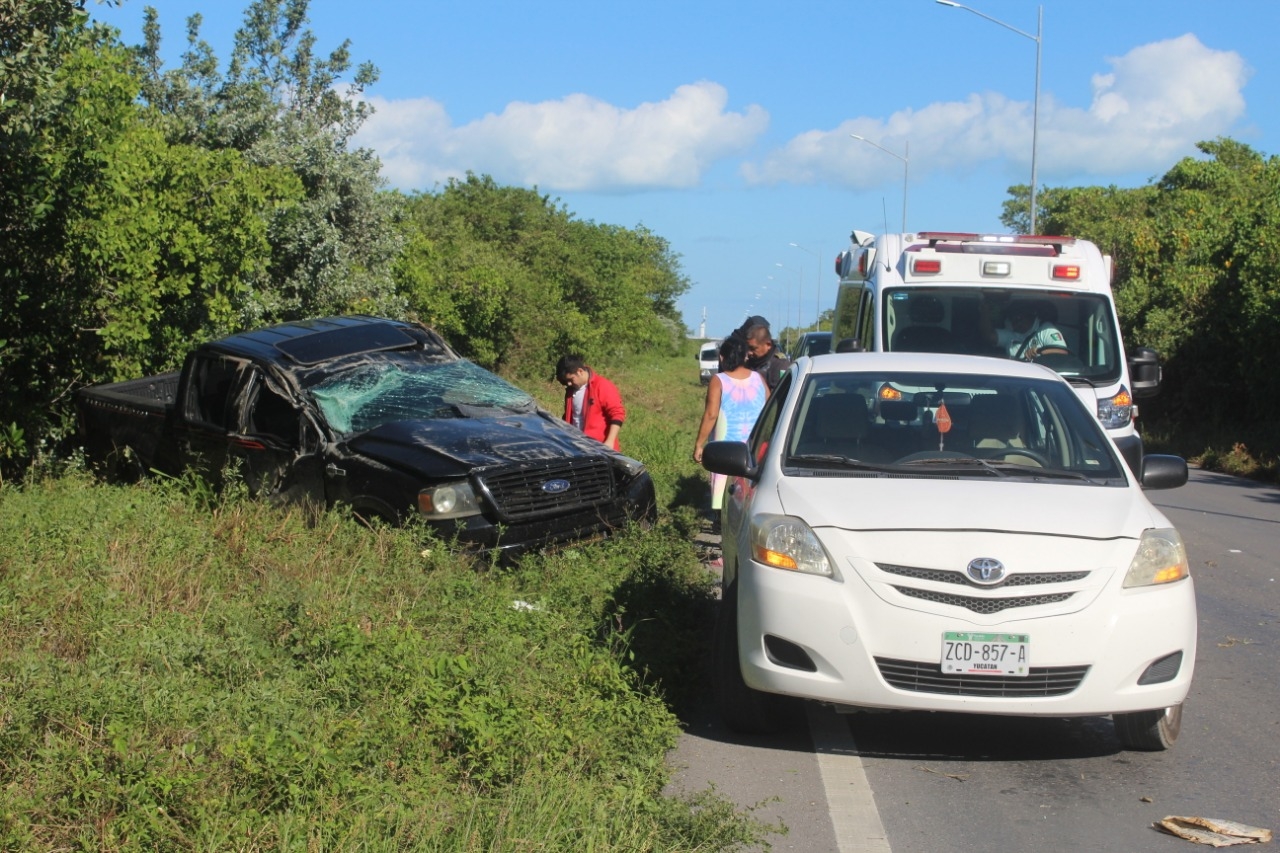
[693,336,769,510]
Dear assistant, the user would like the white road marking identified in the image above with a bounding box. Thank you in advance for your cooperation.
[807,704,892,853]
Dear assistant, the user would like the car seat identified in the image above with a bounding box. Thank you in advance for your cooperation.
[892,296,955,353]
[968,394,1026,450]
[794,393,891,462]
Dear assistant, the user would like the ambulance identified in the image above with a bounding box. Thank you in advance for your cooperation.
[830,231,1161,473]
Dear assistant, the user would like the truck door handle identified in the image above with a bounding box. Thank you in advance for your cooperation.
[326,463,346,478]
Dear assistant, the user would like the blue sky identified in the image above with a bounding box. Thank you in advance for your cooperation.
[91,0,1277,341]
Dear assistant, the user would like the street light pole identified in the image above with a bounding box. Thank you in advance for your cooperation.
[775,263,802,342]
[936,0,1042,234]
[788,242,824,330]
[850,134,909,233]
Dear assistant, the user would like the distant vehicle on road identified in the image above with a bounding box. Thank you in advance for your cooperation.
[701,350,1194,750]
[698,339,721,384]
[791,331,832,359]
[76,315,657,557]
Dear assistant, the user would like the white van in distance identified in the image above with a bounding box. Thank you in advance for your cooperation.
[831,231,1162,473]
[697,340,720,384]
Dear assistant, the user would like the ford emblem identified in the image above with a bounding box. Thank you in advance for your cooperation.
[541,478,571,494]
[966,557,1006,585]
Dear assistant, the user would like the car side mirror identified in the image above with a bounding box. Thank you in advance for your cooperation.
[1140,454,1188,490]
[701,440,759,480]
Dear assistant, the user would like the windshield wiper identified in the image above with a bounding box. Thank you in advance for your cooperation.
[788,453,886,470]
[904,456,1103,482]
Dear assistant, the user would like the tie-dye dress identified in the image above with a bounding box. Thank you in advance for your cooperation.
[710,370,768,509]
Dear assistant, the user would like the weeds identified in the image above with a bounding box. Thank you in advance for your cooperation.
[0,343,763,851]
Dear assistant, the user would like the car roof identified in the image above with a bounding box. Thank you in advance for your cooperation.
[203,315,455,366]
[802,351,1062,382]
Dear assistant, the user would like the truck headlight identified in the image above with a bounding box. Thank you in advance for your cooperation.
[1123,528,1189,588]
[750,514,835,578]
[418,482,482,519]
[1097,386,1134,429]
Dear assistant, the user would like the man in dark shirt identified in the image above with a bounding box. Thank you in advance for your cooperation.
[731,315,792,392]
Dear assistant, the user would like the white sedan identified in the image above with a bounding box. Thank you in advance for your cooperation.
[701,352,1195,750]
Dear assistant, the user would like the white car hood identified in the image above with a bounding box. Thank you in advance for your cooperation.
[776,475,1165,540]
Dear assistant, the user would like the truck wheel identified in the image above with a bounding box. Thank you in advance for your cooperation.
[1114,703,1182,751]
[713,579,794,734]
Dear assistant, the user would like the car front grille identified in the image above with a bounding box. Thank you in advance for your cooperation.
[893,585,1074,614]
[878,563,1089,588]
[875,562,1087,615]
[876,657,1089,697]
[476,457,616,522]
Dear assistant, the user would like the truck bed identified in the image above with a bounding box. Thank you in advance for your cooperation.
[76,372,181,413]
[75,372,181,479]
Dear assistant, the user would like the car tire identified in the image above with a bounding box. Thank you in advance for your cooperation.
[1113,703,1182,751]
[713,579,793,734]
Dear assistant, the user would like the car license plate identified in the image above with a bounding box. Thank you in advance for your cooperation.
[941,632,1030,676]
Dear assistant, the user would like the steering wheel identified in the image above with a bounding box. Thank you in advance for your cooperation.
[983,448,1051,468]
[1012,332,1037,361]
[1014,332,1069,362]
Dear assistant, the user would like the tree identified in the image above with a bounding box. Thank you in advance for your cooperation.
[134,0,404,326]
[395,174,690,376]
[0,5,302,478]
[1025,138,1280,430]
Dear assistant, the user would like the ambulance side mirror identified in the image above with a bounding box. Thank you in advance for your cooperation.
[1128,347,1161,399]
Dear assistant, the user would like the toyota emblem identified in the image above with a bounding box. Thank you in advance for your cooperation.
[966,557,1006,585]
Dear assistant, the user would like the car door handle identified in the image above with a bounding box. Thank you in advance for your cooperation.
[325,463,346,478]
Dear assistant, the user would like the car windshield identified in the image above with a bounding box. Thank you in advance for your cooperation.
[783,370,1126,484]
[884,288,1122,385]
[308,359,537,435]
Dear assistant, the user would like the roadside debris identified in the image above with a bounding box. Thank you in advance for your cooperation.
[1154,816,1272,846]
[915,766,970,782]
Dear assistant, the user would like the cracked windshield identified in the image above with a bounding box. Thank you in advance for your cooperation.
[310,360,536,435]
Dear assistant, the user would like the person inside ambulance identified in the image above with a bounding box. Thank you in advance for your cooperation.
[982,298,1069,361]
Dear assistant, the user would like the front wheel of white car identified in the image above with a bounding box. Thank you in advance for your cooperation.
[713,580,794,734]
[1113,703,1183,751]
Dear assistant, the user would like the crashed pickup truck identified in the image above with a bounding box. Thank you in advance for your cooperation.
[75,315,657,556]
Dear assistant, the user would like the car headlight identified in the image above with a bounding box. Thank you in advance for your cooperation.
[1122,528,1189,588]
[418,482,482,519]
[750,514,834,578]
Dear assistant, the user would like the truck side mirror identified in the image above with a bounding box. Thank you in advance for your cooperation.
[1128,346,1161,399]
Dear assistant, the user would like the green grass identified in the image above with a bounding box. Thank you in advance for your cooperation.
[0,345,766,852]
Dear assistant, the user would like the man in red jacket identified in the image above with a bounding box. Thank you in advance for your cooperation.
[555,354,625,450]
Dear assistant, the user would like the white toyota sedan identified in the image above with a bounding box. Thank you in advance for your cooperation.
[701,352,1195,750]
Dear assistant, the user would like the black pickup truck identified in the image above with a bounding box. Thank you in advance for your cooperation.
[76,315,656,556]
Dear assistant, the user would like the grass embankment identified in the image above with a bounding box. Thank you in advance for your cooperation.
[0,345,764,851]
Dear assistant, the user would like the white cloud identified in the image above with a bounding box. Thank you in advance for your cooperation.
[743,34,1250,189]
[355,81,769,192]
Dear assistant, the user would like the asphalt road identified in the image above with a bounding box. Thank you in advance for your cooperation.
[665,468,1280,852]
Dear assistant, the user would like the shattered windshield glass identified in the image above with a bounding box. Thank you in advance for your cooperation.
[309,360,537,435]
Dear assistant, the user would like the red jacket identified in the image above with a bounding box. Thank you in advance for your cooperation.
[563,371,625,450]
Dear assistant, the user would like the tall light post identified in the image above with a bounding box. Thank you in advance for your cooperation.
[765,275,791,349]
[936,0,1042,234]
[789,242,825,330]
[774,263,802,346]
[850,134,908,233]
